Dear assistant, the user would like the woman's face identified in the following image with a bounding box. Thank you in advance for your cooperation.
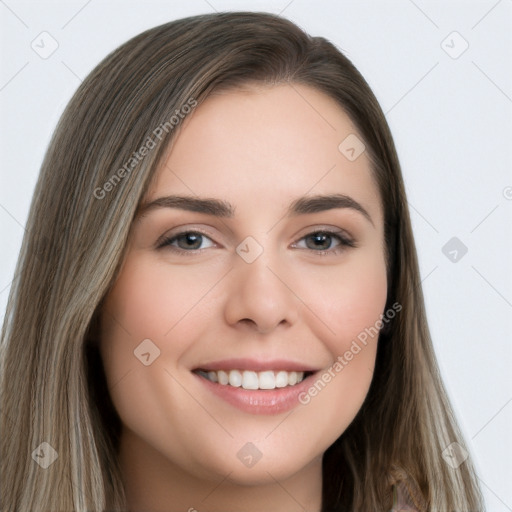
[100,83,387,485]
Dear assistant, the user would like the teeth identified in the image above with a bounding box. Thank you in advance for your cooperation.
[259,370,275,389]
[218,370,229,385]
[275,370,289,388]
[198,369,306,389]
[228,370,242,387]
[242,371,258,390]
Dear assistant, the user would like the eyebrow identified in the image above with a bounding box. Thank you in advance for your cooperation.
[136,196,234,218]
[288,194,374,225]
[136,193,373,225]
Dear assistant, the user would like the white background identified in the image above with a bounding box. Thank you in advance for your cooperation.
[1,1,511,509]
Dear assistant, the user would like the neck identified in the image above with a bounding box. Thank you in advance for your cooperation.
[118,428,323,512]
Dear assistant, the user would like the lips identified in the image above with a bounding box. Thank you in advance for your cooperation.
[193,357,319,373]
[192,358,320,414]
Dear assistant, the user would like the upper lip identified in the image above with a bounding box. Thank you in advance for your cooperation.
[193,358,320,373]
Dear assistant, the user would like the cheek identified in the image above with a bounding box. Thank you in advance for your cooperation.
[98,255,231,471]
[295,249,388,357]
[104,253,228,337]
[293,251,386,392]
[289,257,387,441]
[278,248,387,411]
[99,254,224,387]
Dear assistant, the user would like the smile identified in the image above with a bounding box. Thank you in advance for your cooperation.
[194,369,311,390]
[192,359,321,415]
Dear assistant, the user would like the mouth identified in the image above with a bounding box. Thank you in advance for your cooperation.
[191,359,320,415]
[194,368,315,390]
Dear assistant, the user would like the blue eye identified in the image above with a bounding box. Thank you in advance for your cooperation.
[159,231,215,251]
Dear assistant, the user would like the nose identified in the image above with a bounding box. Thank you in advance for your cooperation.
[223,249,299,335]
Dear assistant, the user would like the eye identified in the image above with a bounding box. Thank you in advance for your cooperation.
[293,230,355,253]
[158,231,215,252]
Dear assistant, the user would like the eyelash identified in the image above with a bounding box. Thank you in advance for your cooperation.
[157,229,356,256]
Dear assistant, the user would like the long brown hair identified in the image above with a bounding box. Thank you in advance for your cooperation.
[0,12,483,511]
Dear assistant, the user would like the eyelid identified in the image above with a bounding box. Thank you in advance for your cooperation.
[155,225,220,250]
[292,225,355,244]
[290,227,356,254]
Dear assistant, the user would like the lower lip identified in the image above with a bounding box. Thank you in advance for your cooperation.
[193,372,316,415]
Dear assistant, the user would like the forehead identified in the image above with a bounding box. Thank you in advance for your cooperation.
[147,84,382,225]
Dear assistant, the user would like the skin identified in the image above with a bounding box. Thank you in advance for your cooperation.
[99,83,388,512]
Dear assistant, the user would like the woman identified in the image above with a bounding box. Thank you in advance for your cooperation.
[0,11,484,512]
